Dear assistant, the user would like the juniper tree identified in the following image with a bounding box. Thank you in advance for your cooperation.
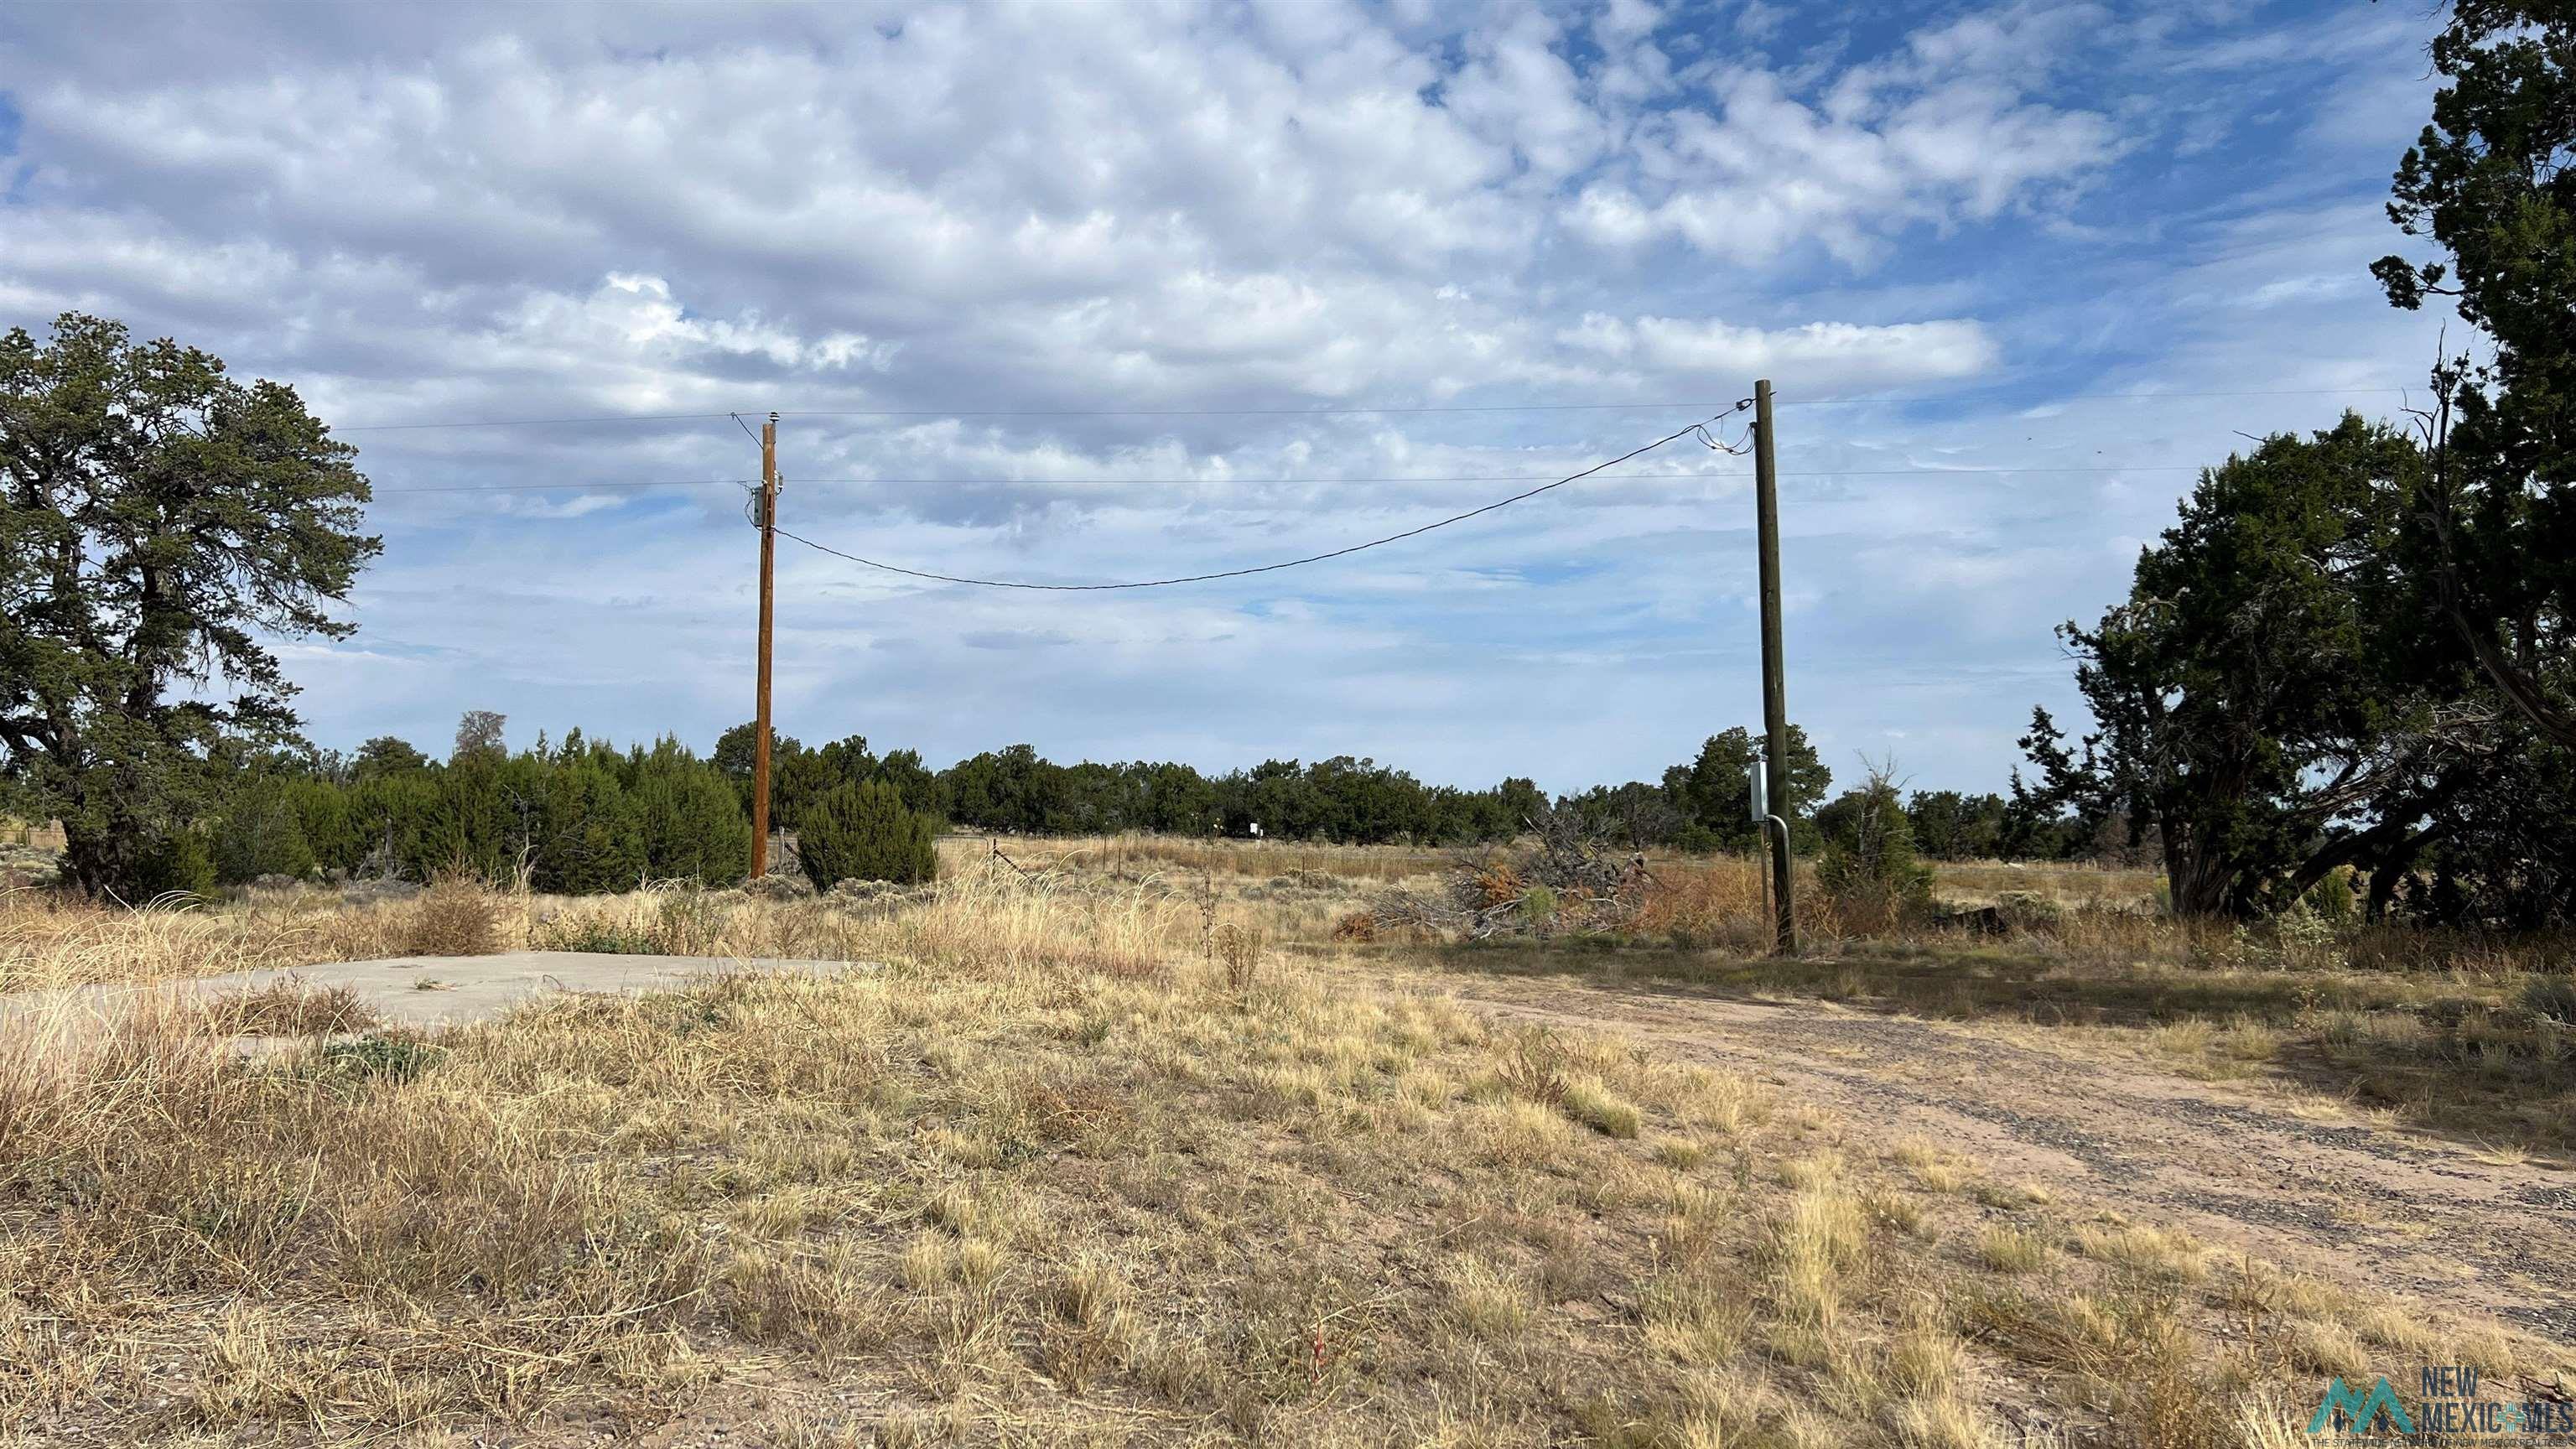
[2376,0,2576,747]
[0,314,377,897]
[2020,419,2485,917]
[798,780,937,889]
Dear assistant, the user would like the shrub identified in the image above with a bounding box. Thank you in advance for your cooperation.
[1213,922,1263,993]
[318,1033,442,1083]
[2523,975,2576,1025]
[203,979,381,1036]
[1995,890,2065,933]
[1670,824,1723,854]
[532,761,647,895]
[2300,866,2361,925]
[211,776,317,886]
[129,830,217,901]
[797,782,938,891]
[1815,766,1935,932]
[534,917,661,955]
[633,765,753,886]
[403,875,501,956]
[2272,901,2343,969]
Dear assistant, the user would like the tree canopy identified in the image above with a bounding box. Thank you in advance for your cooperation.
[0,314,378,897]
[2376,0,2576,748]
[2018,419,2500,917]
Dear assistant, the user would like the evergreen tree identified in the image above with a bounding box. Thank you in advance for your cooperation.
[1662,726,1830,851]
[631,747,753,885]
[210,774,317,884]
[1815,767,1935,922]
[532,760,645,894]
[2376,1,2576,747]
[0,314,377,897]
[799,781,938,888]
[351,735,429,781]
[287,776,360,875]
[2021,419,2483,916]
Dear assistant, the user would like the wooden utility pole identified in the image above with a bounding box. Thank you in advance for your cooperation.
[750,414,779,877]
[1753,380,1799,955]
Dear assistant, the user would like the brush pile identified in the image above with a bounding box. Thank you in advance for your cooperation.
[1366,809,1652,940]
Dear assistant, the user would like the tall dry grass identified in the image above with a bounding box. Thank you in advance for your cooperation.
[943,832,1446,883]
[0,879,537,994]
[1,862,2562,1444]
[528,866,1197,977]
[2,887,406,994]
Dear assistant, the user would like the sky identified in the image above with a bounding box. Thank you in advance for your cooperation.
[0,0,2459,797]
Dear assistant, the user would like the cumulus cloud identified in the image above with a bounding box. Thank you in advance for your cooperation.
[0,0,2457,792]
[1564,3,2125,266]
[1561,314,1997,388]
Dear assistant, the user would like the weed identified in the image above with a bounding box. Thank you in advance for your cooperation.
[1497,1026,1571,1106]
[1976,1226,2047,1274]
[402,876,501,957]
[1213,921,1264,994]
[315,1033,442,1083]
[2523,974,2576,1024]
[200,979,379,1036]
[1561,1073,1644,1137]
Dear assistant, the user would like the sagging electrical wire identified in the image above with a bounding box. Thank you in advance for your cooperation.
[769,403,1751,592]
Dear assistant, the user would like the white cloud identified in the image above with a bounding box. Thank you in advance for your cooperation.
[1563,314,1998,388]
[1564,3,2125,267]
[0,0,2457,792]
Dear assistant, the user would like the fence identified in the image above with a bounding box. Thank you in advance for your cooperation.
[3,819,68,851]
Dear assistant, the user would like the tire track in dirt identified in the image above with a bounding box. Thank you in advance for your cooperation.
[1426,970,2576,1344]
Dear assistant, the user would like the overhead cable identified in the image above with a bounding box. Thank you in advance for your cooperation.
[766,404,1751,591]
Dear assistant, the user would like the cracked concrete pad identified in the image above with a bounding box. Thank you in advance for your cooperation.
[36,951,874,1032]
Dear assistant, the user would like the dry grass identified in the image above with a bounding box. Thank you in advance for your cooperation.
[1976,1225,2049,1275]
[947,832,1446,883]
[402,875,503,957]
[3,854,2568,1445]
[199,978,381,1036]
[0,880,509,994]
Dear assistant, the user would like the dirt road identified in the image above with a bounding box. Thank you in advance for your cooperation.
[1428,969,2576,1345]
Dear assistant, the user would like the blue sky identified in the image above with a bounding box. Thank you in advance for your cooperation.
[0,0,2454,797]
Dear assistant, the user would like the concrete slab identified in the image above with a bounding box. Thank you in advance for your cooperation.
[29,951,874,1033]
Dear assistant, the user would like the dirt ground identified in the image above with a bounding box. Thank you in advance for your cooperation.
[1417,966,2576,1348]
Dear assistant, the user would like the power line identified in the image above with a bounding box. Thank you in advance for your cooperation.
[768,408,1745,591]
[375,479,755,495]
[775,400,1743,419]
[331,401,1735,431]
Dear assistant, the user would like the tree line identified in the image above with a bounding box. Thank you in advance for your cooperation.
[84,707,2059,897]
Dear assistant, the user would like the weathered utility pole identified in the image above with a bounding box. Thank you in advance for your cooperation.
[750,413,779,877]
[1753,380,1799,955]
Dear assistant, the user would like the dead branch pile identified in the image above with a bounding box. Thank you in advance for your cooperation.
[1367,810,1652,940]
